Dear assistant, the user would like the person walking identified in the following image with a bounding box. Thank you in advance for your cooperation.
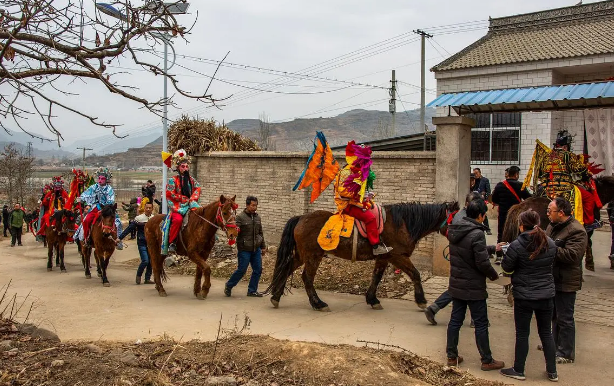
[118,202,155,284]
[225,196,266,297]
[473,168,492,235]
[500,209,558,382]
[491,166,531,263]
[546,197,587,365]
[2,205,9,237]
[9,203,25,247]
[122,197,139,239]
[445,199,505,371]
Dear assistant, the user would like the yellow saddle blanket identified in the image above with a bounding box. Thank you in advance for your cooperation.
[317,213,354,251]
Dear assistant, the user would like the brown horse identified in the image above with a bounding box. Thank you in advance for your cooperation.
[45,209,77,272]
[82,204,118,287]
[502,176,614,264]
[266,201,459,312]
[145,195,239,299]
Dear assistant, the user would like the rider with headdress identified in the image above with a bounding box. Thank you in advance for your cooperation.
[333,141,392,256]
[78,167,123,247]
[164,149,201,253]
[37,176,69,235]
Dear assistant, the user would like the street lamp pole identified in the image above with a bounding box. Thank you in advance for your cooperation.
[162,40,169,215]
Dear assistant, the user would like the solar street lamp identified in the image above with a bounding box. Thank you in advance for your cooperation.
[95,1,190,214]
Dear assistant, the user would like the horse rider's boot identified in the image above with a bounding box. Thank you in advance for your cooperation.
[168,243,177,254]
[372,242,393,256]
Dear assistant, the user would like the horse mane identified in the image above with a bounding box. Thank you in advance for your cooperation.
[385,202,448,241]
[100,205,115,218]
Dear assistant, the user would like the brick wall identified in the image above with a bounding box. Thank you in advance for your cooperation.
[195,151,438,270]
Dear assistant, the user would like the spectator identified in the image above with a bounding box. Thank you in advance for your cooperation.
[608,201,614,270]
[2,204,9,237]
[141,180,156,202]
[9,203,25,247]
[225,196,266,297]
[491,166,531,263]
[445,199,504,371]
[425,192,497,325]
[122,197,139,239]
[118,202,155,285]
[473,168,492,235]
[546,196,587,365]
[576,174,602,272]
[500,210,558,382]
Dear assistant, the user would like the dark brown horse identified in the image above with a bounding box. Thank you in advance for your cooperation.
[82,204,118,287]
[145,195,239,299]
[45,209,77,272]
[502,176,614,264]
[266,201,459,312]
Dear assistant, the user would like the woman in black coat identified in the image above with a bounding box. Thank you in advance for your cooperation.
[500,209,558,382]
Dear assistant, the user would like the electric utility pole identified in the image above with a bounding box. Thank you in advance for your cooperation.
[413,29,433,136]
[77,147,93,171]
[389,70,397,137]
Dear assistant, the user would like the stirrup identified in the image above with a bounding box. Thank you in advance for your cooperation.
[373,243,393,256]
[168,243,177,253]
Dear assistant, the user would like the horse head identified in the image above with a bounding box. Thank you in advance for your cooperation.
[60,209,77,236]
[218,195,239,245]
[438,201,461,237]
[99,203,117,238]
[595,175,614,204]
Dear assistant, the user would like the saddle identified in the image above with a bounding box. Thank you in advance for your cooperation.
[317,204,386,252]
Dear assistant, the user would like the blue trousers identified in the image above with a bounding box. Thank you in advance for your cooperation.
[226,249,262,294]
[136,244,152,281]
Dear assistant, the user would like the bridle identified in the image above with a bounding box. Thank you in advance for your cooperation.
[99,213,117,235]
[188,201,240,244]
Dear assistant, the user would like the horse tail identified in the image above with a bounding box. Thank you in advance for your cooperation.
[264,215,301,297]
[502,203,522,242]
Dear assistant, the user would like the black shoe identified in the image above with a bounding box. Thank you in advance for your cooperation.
[136,276,142,285]
[224,285,232,297]
[555,356,573,364]
[247,292,263,297]
[547,372,559,382]
[143,280,155,285]
[500,367,526,380]
[18,244,22,246]
[424,307,437,325]
[168,243,177,254]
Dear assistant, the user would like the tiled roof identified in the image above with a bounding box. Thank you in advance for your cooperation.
[432,1,614,72]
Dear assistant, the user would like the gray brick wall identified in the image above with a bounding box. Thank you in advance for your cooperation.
[195,151,438,269]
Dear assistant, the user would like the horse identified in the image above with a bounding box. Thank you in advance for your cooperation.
[266,201,459,312]
[502,176,614,266]
[45,209,77,272]
[81,204,118,287]
[145,195,239,299]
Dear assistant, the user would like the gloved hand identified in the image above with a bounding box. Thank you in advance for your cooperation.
[554,238,566,248]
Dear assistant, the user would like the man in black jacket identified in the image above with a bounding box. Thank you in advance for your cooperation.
[118,202,155,284]
[491,166,531,262]
[2,205,9,237]
[546,197,587,364]
[446,199,504,371]
[225,196,266,297]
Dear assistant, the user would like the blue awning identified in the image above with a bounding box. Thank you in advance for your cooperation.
[428,81,614,113]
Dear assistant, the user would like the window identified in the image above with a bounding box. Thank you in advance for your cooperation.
[467,112,520,164]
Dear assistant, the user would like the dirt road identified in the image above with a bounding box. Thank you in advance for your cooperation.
[1,231,614,385]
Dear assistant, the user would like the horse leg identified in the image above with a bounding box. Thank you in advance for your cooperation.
[84,247,92,279]
[585,231,595,271]
[150,247,167,297]
[193,265,203,298]
[55,242,60,266]
[59,240,67,272]
[389,255,427,309]
[271,259,304,308]
[366,259,389,310]
[47,242,53,272]
[101,254,111,287]
[95,251,102,278]
[301,254,329,311]
[192,255,212,300]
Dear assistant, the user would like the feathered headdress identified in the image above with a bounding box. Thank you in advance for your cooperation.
[95,167,112,180]
[51,176,64,188]
[342,141,375,203]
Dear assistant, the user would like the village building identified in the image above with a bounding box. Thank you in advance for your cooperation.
[430,0,614,182]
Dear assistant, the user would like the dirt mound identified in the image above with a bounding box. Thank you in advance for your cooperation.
[0,318,504,386]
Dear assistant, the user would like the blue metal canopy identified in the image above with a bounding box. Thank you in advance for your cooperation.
[428,81,614,113]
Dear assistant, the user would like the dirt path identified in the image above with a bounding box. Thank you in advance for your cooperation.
[1,232,614,385]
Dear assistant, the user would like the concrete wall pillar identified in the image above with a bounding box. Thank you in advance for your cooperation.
[432,116,475,276]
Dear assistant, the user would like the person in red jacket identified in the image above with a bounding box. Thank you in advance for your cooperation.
[38,176,69,236]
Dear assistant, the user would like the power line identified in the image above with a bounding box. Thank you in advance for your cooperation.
[431,37,452,57]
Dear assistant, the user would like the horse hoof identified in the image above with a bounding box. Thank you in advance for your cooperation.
[314,306,331,312]
[371,304,384,310]
[86,274,92,279]
[103,282,111,287]
[47,268,52,272]
[271,299,279,308]
[61,269,67,273]
[159,291,168,297]
[417,303,427,310]
[97,273,102,278]
[196,293,207,300]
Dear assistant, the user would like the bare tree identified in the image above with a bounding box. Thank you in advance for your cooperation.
[0,143,34,204]
[258,112,275,151]
[0,0,225,144]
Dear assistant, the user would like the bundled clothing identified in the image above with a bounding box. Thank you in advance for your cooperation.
[227,209,267,294]
[122,198,139,220]
[119,213,154,282]
[9,208,25,246]
[502,231,557,374]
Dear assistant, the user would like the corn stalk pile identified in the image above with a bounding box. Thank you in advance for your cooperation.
[168,116,261,154]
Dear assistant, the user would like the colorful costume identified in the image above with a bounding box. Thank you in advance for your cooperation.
[163,149,201,252]
[77,167,122,244]
[37,177,69,236]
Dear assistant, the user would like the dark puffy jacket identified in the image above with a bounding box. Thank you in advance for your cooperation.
[119,213,153,247]
[501,231,556,300]
[546,217,587,292]
[491,179,531,215]
[236,210,266,252]
[142,184,156,201]
[447,217,499,300]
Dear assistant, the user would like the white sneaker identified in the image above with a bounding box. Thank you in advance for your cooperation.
[373,244,393,256]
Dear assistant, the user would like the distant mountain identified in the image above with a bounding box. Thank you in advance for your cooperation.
[0,141,75,160]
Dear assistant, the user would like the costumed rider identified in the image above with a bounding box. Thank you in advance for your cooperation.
[334,141,392,255]
[165,149,201,254]
[37,176,69,235]
[77,167,123,248]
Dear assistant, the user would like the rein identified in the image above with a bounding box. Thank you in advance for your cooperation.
[187,202,239,245]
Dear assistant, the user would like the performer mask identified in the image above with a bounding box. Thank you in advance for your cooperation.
[178,163,189,174]
[98,175,107,186]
